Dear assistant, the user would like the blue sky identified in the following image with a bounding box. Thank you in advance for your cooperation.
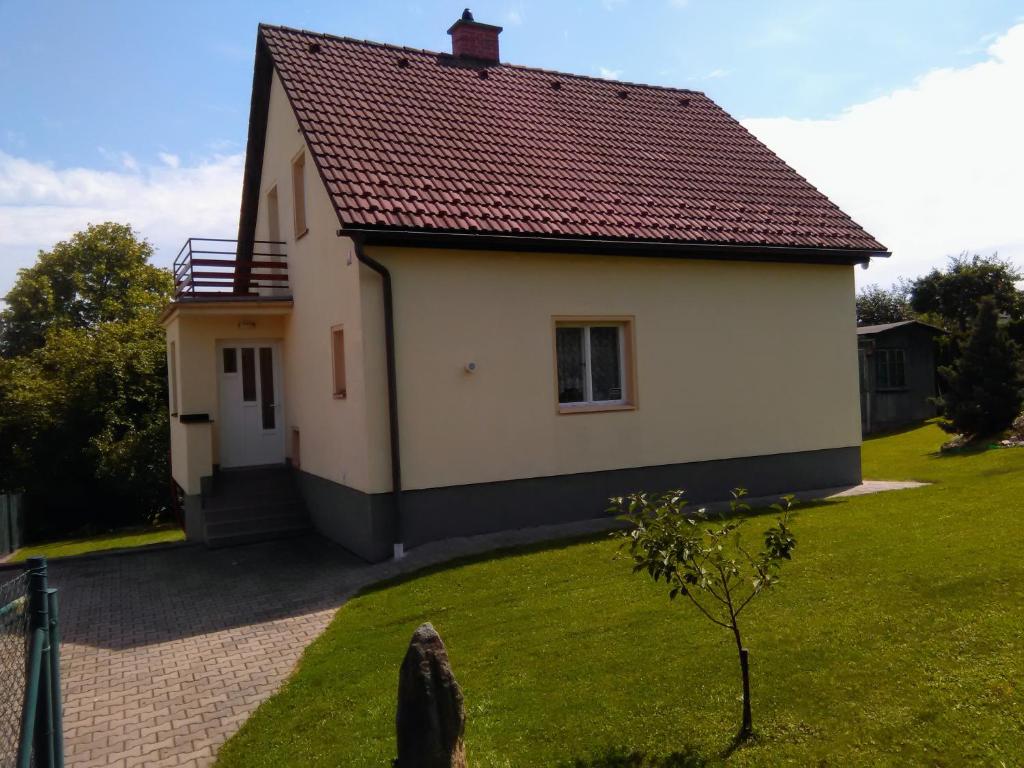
[2,0,1023,293]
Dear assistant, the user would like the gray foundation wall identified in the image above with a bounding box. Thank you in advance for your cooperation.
[295,446,860,563]
[295,470,395,562]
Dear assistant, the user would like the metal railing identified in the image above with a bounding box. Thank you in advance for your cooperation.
[1,557,63,768]
[172,238,288,299]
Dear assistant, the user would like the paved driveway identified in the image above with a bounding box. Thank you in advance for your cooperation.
[54,536,370,767]
[50,519,618,768]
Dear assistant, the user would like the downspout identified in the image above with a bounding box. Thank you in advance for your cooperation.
[345,232,405,559]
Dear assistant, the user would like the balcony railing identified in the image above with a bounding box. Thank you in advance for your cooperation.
[172,238,288,299]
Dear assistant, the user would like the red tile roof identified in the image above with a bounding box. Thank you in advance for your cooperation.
[257,24,887,254]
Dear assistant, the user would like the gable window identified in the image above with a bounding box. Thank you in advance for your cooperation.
[331,325,347,398]
[877,349,906,390]
[291,151,308,239]
[554,318,635,412]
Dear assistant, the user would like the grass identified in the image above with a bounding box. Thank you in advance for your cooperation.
[5,524,185,563]
[216,422,1024,767]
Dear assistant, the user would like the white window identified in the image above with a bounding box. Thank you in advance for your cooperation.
[554,319,635,411]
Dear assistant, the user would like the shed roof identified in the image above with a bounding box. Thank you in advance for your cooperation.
[857,320,947,336]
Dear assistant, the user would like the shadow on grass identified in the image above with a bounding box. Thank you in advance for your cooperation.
[360,496,840,600]
[930,435,1005,459]
[558,745,711,768]
[862,418,937,442]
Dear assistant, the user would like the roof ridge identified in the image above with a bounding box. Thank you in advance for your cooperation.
[257,22,705,96]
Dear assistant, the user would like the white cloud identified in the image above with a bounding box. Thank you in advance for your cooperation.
[0,150,244,294]
[598,66,623,80]
[601,0,627,10]
[504,6,523,25]
[743,22,1024,288]
[158,152,180,169]
[704,68,729,79]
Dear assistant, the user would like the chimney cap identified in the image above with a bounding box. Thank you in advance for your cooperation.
[447,13,503,36]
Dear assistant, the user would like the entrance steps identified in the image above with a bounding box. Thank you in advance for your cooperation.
[202,465,311,547]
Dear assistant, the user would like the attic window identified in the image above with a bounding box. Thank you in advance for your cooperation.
[551,81,562,90]
[478,69,489,79]
[308,41,322,54]
[617,90,629,99]
[291,150,308,239]
[678,97,691,106]
[397,57,410,68]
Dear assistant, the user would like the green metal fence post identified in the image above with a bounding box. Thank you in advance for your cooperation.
[26,556,54,768]
[46,588,64,768]
[16,628,45,768]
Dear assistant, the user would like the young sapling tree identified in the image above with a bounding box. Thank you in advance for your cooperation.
[612,489,796,742]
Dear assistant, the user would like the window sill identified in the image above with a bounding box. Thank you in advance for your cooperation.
[558,402,636,415]
[295,227,309,241]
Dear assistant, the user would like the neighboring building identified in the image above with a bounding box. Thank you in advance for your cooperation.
[857,320,945,434]
[163,13,889,562]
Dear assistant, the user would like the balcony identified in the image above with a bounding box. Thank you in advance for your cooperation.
[172,238,289,300]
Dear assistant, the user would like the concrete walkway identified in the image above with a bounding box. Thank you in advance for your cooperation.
[51,479,925,767]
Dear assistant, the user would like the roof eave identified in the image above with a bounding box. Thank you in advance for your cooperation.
[235,28,275,264]
[339,226,891,266]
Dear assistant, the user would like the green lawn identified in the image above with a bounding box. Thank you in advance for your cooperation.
[217,422,1024,767]
[5,524,185,563]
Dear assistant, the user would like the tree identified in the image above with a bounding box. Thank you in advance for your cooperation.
[936,297,1023,439]
[856,283,913,326]
[909,253,1023,333]
[612,489,796,742]
[0,222,171,357]
[0,223,174,537]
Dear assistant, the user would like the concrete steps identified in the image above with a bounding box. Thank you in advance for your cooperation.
[202,466,312,547]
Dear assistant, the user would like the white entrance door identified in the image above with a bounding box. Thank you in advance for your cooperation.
[218,342,286,468]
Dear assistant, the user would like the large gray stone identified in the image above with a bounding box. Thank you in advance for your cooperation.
[396,623,467,767]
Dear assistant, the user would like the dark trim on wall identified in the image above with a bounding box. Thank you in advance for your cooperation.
[294,446,861,563]
[342,227,890,266]
[178,413,211,424]
[348,235,405,554]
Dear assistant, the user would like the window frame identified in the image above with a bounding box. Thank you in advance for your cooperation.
[552,316,637,414]
[876,348,908,391]
[331,324,347,399]
[291,150,308,240]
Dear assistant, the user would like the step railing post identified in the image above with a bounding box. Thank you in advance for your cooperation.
[26,556,55,768]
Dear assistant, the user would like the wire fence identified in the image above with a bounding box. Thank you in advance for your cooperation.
[0,572,29,768]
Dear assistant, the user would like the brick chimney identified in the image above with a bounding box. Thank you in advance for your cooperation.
[447,9,502,63]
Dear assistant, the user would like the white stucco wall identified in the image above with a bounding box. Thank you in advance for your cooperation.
[253,72,377,492]
[361,247,862,493]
